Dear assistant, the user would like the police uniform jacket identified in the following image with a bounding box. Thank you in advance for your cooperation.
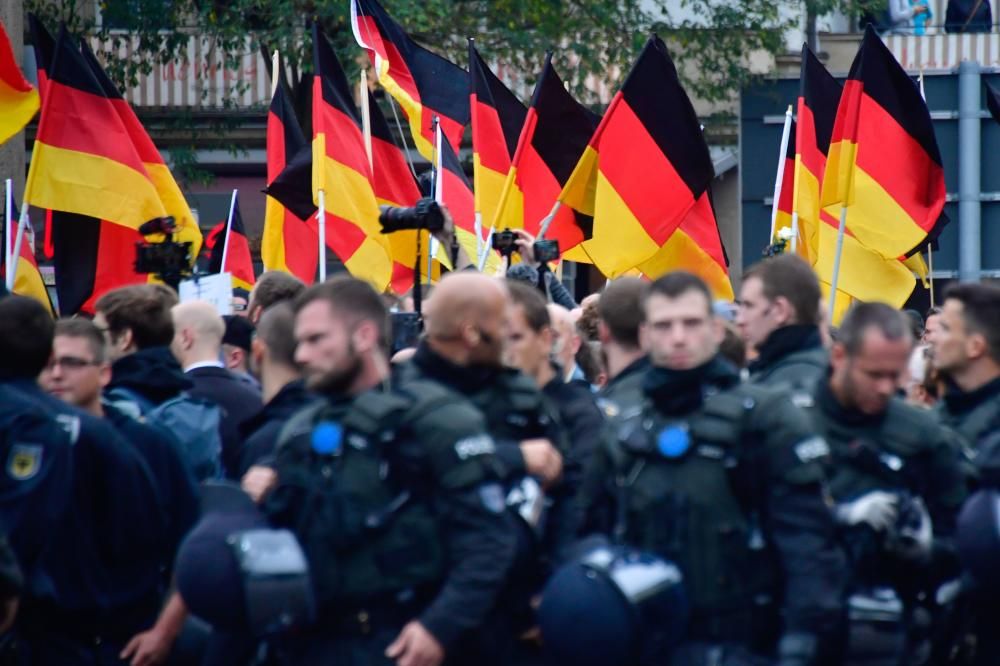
[748,325,827,391]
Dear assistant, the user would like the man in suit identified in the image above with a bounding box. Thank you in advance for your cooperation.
[170,301,262,478]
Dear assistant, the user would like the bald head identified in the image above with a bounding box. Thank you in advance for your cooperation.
[171,301,225,366]
[424,273,508,366]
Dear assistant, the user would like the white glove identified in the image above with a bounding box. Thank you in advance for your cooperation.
[835,490,898,531]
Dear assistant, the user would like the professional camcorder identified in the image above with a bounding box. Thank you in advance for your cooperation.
[379,197,445,233]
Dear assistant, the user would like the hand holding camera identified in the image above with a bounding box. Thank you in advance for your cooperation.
[492,228,560,265]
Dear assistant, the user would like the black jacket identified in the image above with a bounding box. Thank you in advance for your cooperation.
[748,325,827,390]
[186,366,263,479]
[107,346,191,405]
[238,380,317,475]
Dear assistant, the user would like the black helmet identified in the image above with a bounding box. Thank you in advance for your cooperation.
[538,537,689,666]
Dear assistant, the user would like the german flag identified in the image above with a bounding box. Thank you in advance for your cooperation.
[367,89,427,294]
[559,36,715,277]
[24,25,168,231]
[350,0,469,161]
[436,129,481,267]
[3,196,52,314]
[79,41,202,259]
[636,190,733,299]
[28,15,56,258]
[311,23,392,291]
[469,41,526,233]
[820,26,946,261]
[0,20,40,146]
[207,195,256,292]
[796,43,919,318]
[772,118,796,251]
[491,55,599,257]
[262,72,318,284]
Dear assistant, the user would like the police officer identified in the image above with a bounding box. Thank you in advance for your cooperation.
[737,254,827,390]
[577,272,845,665]
[805,302,967,662]
[930,283,1000,467]
[245,276,515,666]
[0,295,169,664]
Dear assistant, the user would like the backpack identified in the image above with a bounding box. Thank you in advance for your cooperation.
[107,387,223,481]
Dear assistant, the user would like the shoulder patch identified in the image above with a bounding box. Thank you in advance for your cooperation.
[794,436,830,463]
[455,434,496,460]
[54,414,80,445]
[7,444,42,481]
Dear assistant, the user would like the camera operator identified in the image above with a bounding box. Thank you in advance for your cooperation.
[498,229,577,310]
[803,303,968,662]
[378,198,476,273]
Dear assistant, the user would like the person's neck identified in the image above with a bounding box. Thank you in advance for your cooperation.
[426,337,471,368]
[261,364,301,404]
[83,397,103,418]
[950,361,1000,394]
[347,353,390,397]
[182,350,221,368]
[605,342,643,380]
[534,361,557,388]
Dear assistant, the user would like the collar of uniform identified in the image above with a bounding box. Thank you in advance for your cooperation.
[748,325,822,375]
[815,375,886,428]
[184,360,226,373]
[943,375,1000,416]
[605,355,651,390]
[412,341,499,393]
[642,355,740,416]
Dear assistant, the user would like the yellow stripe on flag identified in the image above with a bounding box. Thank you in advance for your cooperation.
[815,221,915,308]
[558,146,599,216]
[637,229,734,300]
[0,82,39,146]
[578,169,660,277]
[25,142,165,230]
[791,158,821,265]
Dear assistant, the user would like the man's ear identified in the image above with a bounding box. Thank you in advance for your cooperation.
[352,320,379,354]
[772,296,795,326]
[967,331,989,362]
[98,363,112,389]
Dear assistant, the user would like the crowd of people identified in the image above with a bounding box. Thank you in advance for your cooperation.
[1,238,1000,666]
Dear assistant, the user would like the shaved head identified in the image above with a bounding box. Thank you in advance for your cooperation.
[425,273,509,366]
[171,301,225,365]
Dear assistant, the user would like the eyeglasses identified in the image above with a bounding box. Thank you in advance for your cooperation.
[47,356,100,370]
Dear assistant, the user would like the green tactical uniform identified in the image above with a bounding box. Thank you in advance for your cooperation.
[264,378,515,664]
[937,376,1000,480]
[597,356,651,420]
[748,325,828,392]
[578,357,845,663]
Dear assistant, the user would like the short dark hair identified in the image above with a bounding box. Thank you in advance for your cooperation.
[643,272,713,318]
[838,302,912,356]
[94,284,175,349]
[55,318,108,364]
[719,322,747,368]
[256,302,297,368]
[943,282,1000,364]
[598,277,645,348]
[0,295,54,378]
[742,254,821,326]
[294,276,389,350]
[506,280,551,333]
[250,271,306,314]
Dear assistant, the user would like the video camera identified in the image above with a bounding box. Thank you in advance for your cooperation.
[379,197,445,233]
[134,216,193,289]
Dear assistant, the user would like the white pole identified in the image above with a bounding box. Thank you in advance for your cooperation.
[220,189,237,272]
[474,211,483,266]
[769,105,794,243]
[828,206,849,320]
[360,70,373,172]
[4,179,11,286]
[270,51,280,98]
[536,201,563,240]
[429,118,442,283]
[9,208,28,293]
[318,189,327,282]
[791,212,800,254]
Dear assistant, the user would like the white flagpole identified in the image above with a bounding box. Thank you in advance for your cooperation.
[271,51,280,98]
[4,179,11,286]
[9,207,28,294]
[919,67,935,307]
[430,118,442,284]
[318,190,327,282]
[828,206,849,320]
[220,189,237,272]
[536,201,563,240]
[769,105,794,243]
[360,70,373,171]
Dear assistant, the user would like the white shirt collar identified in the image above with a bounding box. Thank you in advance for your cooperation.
[184,360,225,373]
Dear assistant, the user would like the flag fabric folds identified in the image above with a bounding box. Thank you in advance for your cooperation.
[559,35,716,278]
[3,197,52,314]
[24,25,169,231]
[263,73,318,284]
[637,190,734,300]
[820,26,946,261]
[469,42,527,233]
[492,56,599,256]
[0,20,40,146]
[208,196,256,292]
[351,0,469,161]
[311,23,392,291]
